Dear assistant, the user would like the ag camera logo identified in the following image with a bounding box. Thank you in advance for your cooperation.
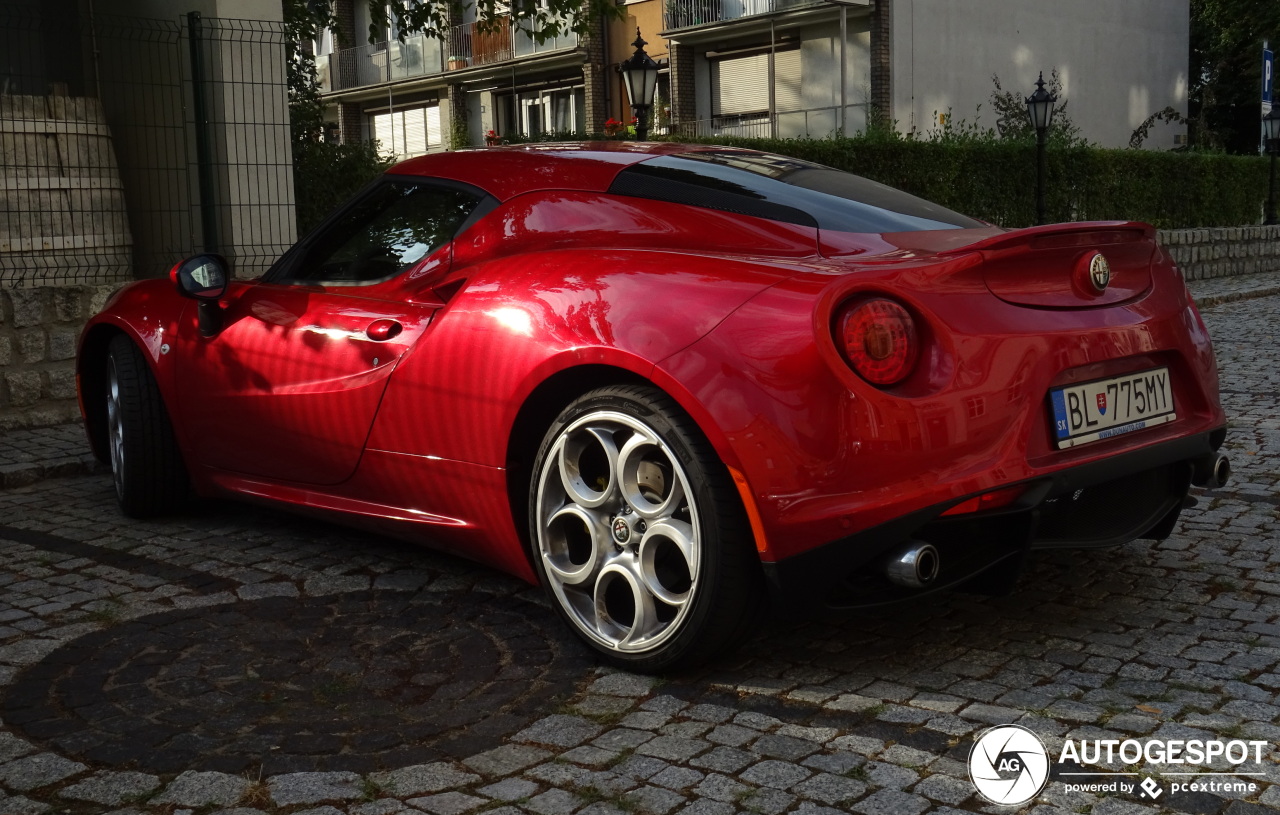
[969,724,1051,806]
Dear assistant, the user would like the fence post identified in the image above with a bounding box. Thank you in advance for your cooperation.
[187,11,218,253]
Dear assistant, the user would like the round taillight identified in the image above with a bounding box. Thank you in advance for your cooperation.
[837,298,920,386]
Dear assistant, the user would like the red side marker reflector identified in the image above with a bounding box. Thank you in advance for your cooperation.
[941,484,1025,517]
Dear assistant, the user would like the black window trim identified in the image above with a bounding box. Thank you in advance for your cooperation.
[263,174,498,288]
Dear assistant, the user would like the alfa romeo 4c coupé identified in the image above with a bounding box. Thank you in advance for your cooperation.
[78,143,1228,670]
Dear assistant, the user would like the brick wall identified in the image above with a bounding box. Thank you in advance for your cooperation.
[869,0,892,123]
[669,42,696,136]
[581,17,607,136]
[0,284,118,431]
[1157,226,1280,281]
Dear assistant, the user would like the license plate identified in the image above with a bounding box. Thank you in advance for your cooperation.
[1048,367,1176,449]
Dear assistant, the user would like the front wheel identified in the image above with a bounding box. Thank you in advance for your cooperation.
[529,385,763,672]
[105,334,189,517]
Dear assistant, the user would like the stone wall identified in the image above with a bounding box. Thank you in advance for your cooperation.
[1157,226,1280,282]
[0,284,118,431]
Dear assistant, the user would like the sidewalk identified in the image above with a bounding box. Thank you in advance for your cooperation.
[2,268,1278,490]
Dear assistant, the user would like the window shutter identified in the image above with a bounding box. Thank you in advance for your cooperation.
[426,106,443,146]
[372,112,395,153]
[773,49,802,112]
[403,108,428,156]
[712,53,769,116]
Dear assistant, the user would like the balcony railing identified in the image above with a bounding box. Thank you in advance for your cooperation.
[673,104,868,139]
[321,21,578,92]
[446,18,578,69]
[664,0,827,31]
[322,35,445,91]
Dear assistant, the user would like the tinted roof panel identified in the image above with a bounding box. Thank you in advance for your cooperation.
[610,151,984,233]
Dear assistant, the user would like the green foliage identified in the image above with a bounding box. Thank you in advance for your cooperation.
[293,138,394,235]
[988,69,1085,146]
[663,133,1269,229]
[285,0,393,235]
[1190,0,1280,152]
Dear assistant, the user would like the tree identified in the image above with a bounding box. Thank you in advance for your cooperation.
[989,70,1085,145]
[286,0,618,48]
[1189,0,1280,152]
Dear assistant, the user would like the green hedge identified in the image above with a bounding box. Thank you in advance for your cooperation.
[670,135,1271,230]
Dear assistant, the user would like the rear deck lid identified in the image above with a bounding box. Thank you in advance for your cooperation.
[948,222,1156,308]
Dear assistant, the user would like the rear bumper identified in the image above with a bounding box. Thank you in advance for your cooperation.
[761,427,1225,615]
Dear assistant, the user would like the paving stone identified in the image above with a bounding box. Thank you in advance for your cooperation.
[648,766,703,791]
[0,753,87,791]
[635,735,709,762]
[739,759,811,789]
[524,788,581,815]
[863,761,919,789]
[267,772,364,806]
[478,777,539,801]
[370,763,481,797]
[792,771,866,804]
[689,746,754,774]
[590,673,658,697]
[59,771,160,805]
[406,791,486,815]
[514,714,604,748]
[850,788,930,815]
[351,802,420,815]
[752,733,820,760]
[911,773,973,805]
[622,784,685,814]
[692,773,748,802]
[705,724,756,747]
[149,770,252,807]
[462,745,550,776]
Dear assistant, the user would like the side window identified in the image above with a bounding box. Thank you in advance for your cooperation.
[287,180,486,284]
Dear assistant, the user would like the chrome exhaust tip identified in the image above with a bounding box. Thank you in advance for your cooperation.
[1206,453,1231,489]
[886,542,941,589]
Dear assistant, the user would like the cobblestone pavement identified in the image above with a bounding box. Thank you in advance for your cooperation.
[1,286,1279,815]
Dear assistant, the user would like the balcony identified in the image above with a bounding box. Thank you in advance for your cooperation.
[663,0,828,32]
[320,21,578,93]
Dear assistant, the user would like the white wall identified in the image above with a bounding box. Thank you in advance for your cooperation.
[891,0,1188,148]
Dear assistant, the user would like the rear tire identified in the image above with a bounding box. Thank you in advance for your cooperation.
[105,334,189,518]
[529,384,764,672]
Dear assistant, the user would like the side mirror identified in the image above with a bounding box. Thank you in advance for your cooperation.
[170,254,230,300]
[169,254,230,336]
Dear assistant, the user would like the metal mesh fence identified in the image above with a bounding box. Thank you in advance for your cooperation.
[0,4,295,288]
[191,16,296,280]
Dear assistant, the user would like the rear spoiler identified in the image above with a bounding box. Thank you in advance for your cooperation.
[938,221,1156,256]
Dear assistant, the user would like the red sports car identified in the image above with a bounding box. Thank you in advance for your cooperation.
[77,143,1228,671]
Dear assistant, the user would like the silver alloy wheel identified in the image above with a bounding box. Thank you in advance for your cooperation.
[106,355,125,499]
[534,410,701,653]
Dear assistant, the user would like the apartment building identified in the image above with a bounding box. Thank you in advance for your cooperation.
[318,0,1189,155]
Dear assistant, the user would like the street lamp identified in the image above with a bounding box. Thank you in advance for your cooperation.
[619,28,659,141]
[1025,72,1057,225]
[1264,107,1280,226]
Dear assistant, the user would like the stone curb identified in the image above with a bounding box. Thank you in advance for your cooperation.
[1194,285,1280,309]
[0,456,104,489]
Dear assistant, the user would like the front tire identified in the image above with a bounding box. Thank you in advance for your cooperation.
[105,334,188,518]
[529,385,762,672]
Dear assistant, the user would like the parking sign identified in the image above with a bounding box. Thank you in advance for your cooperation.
[1266,48,1274,103]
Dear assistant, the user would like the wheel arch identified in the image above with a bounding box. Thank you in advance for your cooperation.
[77,322,129,465]
[504,364,651,570]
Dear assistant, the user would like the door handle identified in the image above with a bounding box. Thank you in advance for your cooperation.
[366,319,403,341]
